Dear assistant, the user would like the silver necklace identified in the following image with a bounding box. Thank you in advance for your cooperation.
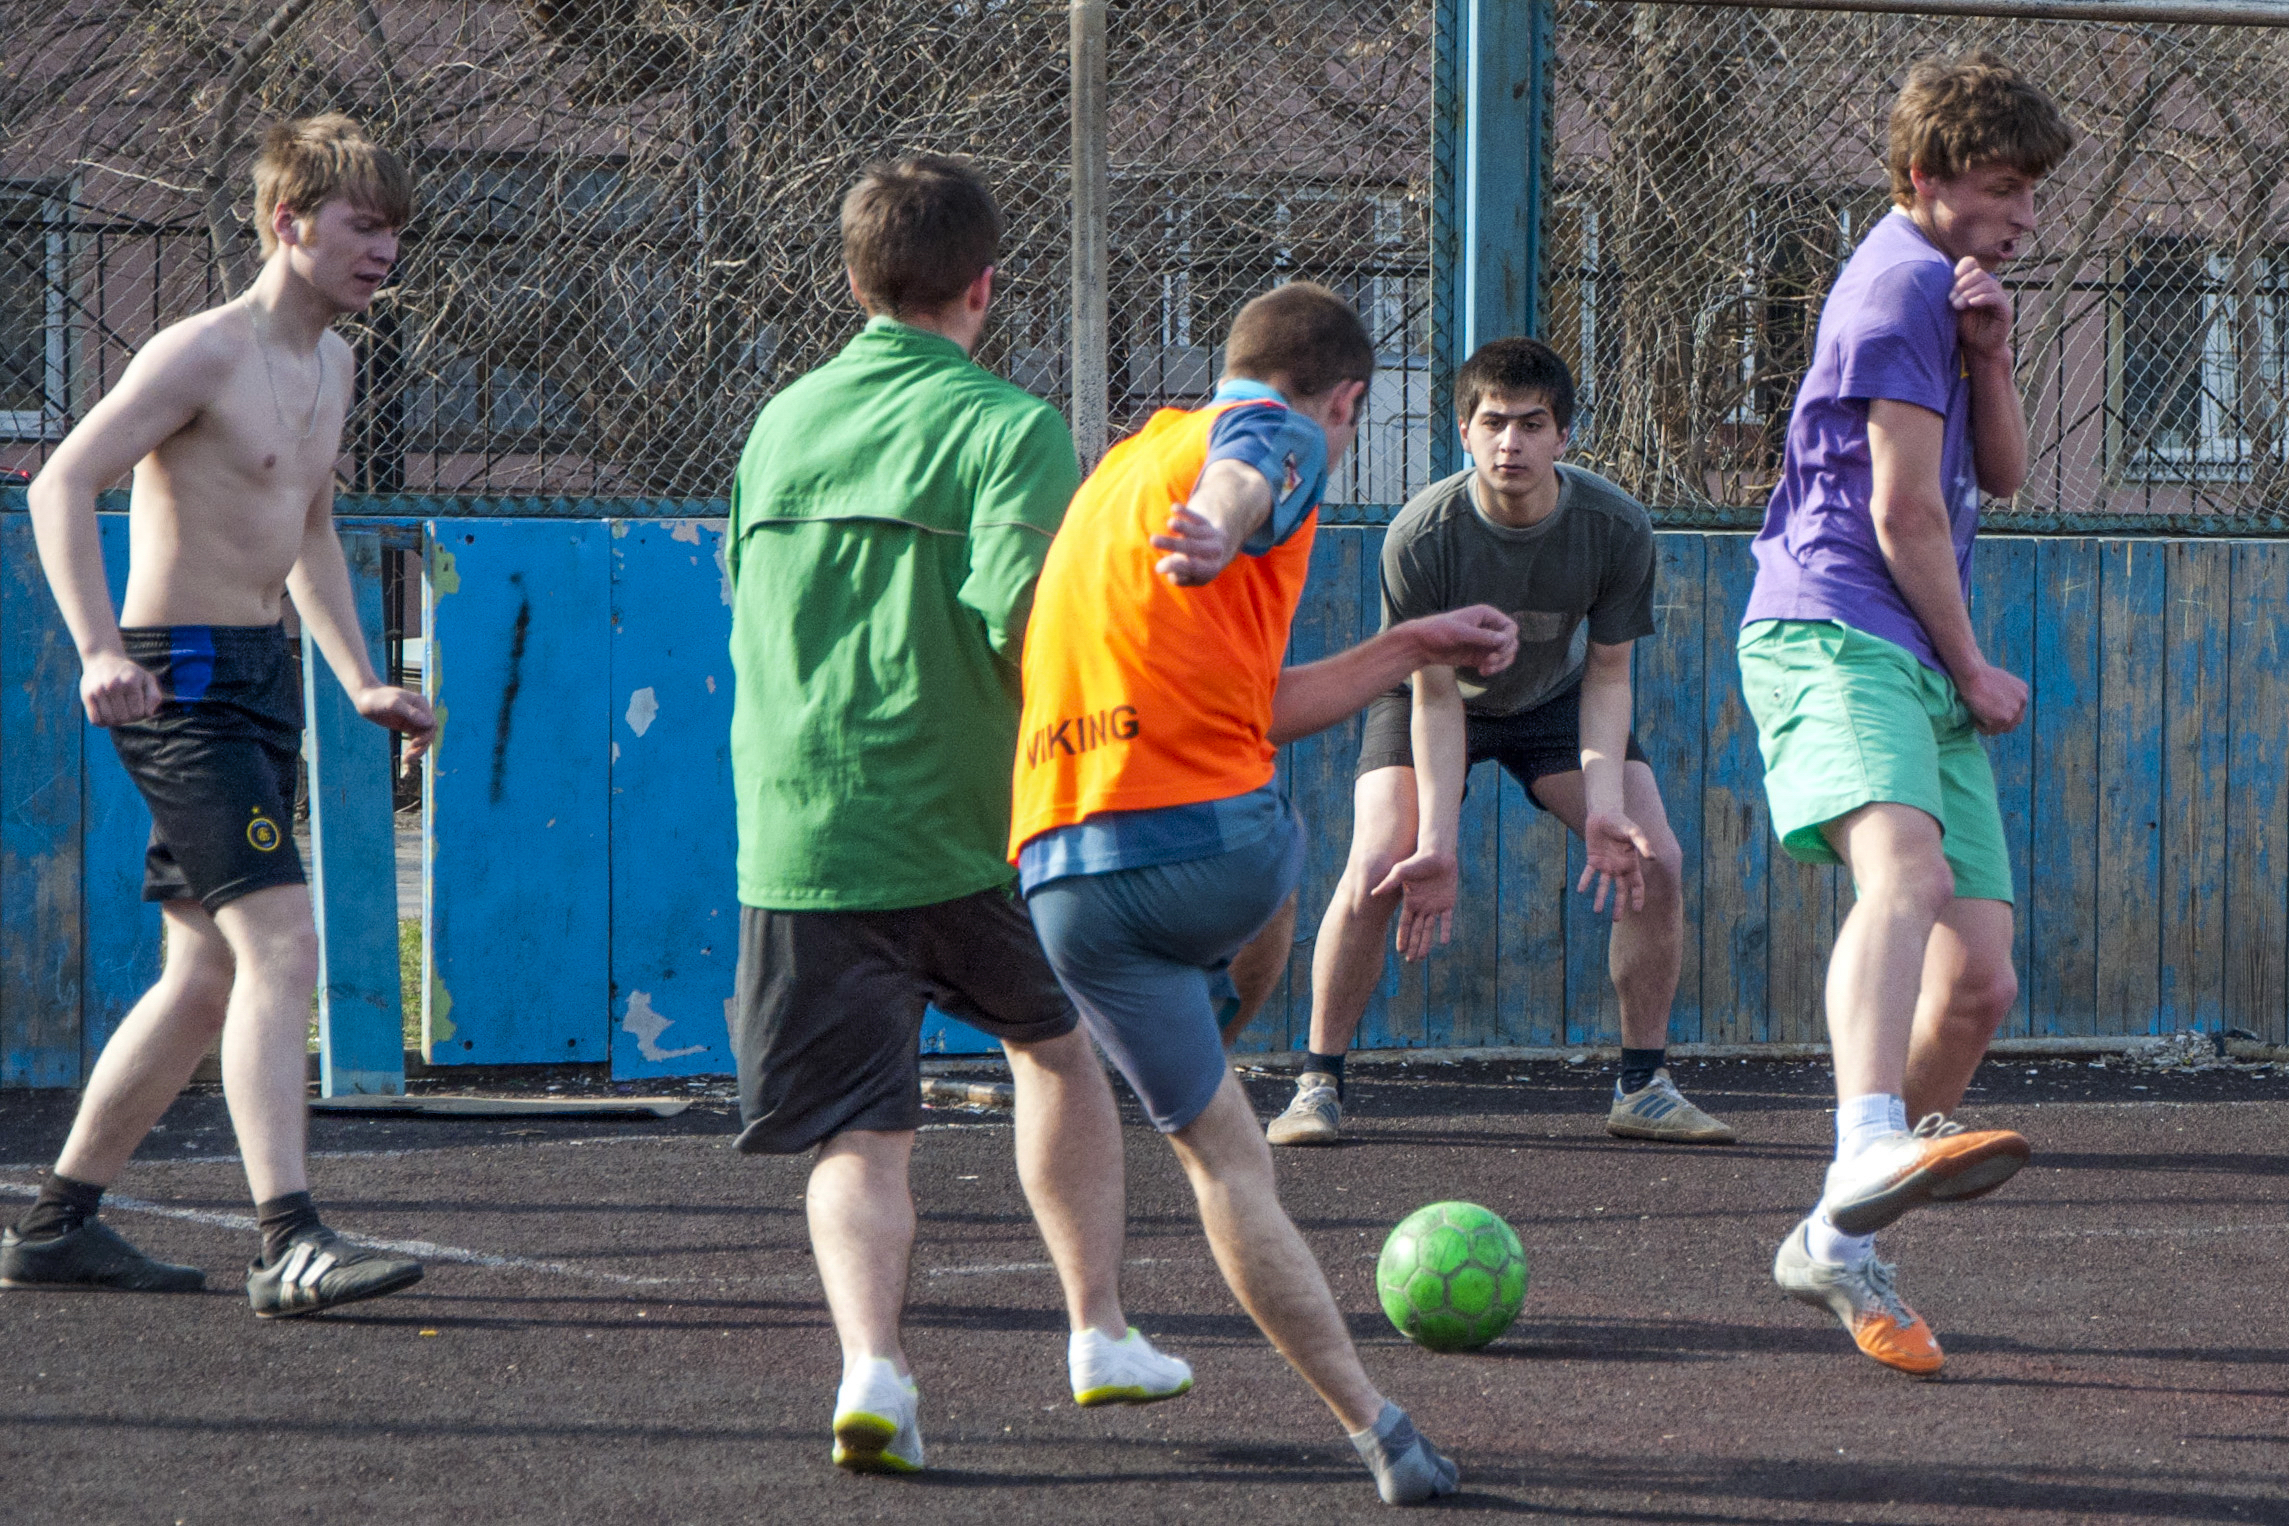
[248,299,325,441]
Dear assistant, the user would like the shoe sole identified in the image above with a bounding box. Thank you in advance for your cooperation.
[252,1262,424,1319]
[1265,1124,1339,1146]
[1825,1135,2031,1236]
[1073,1376,1194,1408]
[1,1275,206,1293]
[832,1411,919,1473]
[1605,1119,1737,1144]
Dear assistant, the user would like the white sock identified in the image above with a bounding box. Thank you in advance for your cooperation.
[836,1355,912,1412]
[1804,1209,1874,1266]
[1835,1092,1906,1161]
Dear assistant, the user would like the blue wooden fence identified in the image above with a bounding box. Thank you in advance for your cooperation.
[4,509,2286,1089]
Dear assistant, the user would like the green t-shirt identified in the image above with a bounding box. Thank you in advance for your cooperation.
[727,317,1081,910]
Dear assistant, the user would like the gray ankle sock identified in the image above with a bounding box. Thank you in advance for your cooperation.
[1348,1401,1460,1505]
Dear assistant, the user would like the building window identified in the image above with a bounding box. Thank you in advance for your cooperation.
[0,187,67,441]
[1111,183,1429,504]
[2115,239,2285,479]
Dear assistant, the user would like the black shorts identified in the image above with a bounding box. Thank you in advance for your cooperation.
[729,886,1078,1155]
[109,625,305,912]
[1355,678,1648,812]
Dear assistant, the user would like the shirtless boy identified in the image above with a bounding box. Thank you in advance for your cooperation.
[5,115,436,1317]
[1014,283,1517,1505]
[1268,338,1732,1148]
[1740,56,2072,1373]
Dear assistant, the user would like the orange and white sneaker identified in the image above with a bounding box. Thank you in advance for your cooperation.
[1820,1114,2029,1236]
[1773,1218,1943,1376]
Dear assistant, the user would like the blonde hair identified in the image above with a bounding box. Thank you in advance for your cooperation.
[252,114,413,256]
[1886,53,2074,208]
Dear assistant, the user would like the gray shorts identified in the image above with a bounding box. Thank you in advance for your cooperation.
[729,887,1077,1154]
[1027,811,1304,1133]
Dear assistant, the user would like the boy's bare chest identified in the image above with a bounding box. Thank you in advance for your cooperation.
[162,354,346,502]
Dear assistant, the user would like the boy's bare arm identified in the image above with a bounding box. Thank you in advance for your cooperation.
[1576,640,1653,918]
[1150,460,1273,586]
[1377,666,1466,961]
[1867,398,2026,735]
[1270,607,1517,745]
[27,325,232,725]
[286,488,437,763]
[1950,257,2028,497]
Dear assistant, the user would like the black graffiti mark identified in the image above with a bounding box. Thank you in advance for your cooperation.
[489,575,529,805]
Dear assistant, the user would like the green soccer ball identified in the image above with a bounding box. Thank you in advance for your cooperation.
[1376,1201,1529,1352]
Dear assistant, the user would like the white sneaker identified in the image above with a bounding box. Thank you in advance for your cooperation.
[1820,1114,2030,1236]
[831,1358,923,1473]
[1069,1325,1194,1407]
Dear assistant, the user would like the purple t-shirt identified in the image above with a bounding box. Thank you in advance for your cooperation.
[1741,210,1977,671]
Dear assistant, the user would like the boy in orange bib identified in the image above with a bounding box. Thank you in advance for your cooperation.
[1013,284,1516,1505]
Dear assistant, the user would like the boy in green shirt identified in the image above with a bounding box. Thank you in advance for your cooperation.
[723,156,1190,1476]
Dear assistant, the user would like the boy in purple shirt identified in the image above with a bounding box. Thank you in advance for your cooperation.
[1738,54,2072,1375]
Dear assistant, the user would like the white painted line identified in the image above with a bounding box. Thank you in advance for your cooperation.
[0,1181,698,1288]
[926,1257,1171,1279]
[0,1133,712,1174]
[2007,1220,2289,1243]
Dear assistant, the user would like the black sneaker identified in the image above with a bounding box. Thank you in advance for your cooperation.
[245,1227,423,1318]
[0,1221,206,1292]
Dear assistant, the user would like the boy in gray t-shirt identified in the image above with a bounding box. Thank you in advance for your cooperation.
[1265,338,1733,1148]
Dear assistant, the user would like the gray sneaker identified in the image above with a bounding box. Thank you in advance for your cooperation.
[1772,1217,1943,1375]
[1607,1068,1736,1143]
[0,1221,204,1293]
[1265,1072,1342,1146]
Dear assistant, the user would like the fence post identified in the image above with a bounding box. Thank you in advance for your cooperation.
[1070,0,1110,468]
[1432,0,1555,479]
[304,531,407,1096]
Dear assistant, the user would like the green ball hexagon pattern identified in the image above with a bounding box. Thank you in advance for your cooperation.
[1375,1201,1529,1352]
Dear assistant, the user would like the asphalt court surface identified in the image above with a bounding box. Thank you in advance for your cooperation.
[1,1057,2284,1524]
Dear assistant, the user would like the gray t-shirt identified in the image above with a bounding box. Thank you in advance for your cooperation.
[1379,463,1659,716]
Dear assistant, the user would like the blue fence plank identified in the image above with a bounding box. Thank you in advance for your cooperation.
[79,514,161,1069]
[606,519,738,1078]
[1,513,83,1087]
[1253,526,1366,1053]
[1494,769,1567,1047]
[1697,534,1767,1045]
[2096,542,2165,1035]
[305,530,407,1094]
[423,520,611,1064]
[2030,539,2100,1036]
[1970,537,2036,1036]
[1641,532,1707,1043]
[2160,540,2229,1036]
[2227,543,2289,1043]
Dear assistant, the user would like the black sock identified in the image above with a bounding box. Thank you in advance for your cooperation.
[15,1173,104,1241]
[256,1192,323,1264]
[1619,1048,1666,1095]
[1307,1050,1347,1099]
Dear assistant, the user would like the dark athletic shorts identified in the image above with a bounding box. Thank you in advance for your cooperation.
[729,886,1078,1155]
[1028,810,1304,1134]
[109,624,306,913]
[1355,678,1648,810]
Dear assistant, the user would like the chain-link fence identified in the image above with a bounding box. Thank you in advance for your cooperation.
[2,2,2285,518]
[1545,1,2289,519]
[0,0,1428,504]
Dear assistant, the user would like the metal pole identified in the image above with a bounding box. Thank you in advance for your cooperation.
[1070,0,1109,468]
[1642,0,2289,22]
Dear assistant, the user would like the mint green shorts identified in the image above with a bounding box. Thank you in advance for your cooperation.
[1736,620,2014,904]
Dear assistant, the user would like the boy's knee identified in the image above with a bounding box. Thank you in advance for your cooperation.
[1950,959,2017,1033]
[1643,836,1685,908]
[1864,850,1955,920]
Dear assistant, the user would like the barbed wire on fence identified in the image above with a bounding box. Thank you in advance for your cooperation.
[3,0,2285,518]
